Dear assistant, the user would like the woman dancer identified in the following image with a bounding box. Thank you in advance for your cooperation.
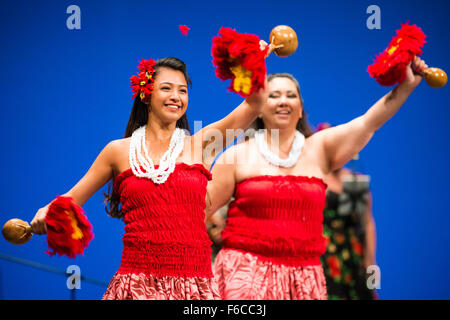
[30,57,266,300]
[321,166,377,300]
[207,56,427,299]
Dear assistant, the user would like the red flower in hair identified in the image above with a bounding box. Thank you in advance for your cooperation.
[368,22,426,86]
[137,59,156,73]
[179,25,190,36]
[130,58,156,102]
[212,27,268,97]
[44,196,94,259]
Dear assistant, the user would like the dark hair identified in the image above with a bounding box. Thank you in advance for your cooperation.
[105,57,192,219]
[253,73,313,137]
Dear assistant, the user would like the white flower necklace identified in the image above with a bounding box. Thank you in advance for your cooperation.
[129,126,185,184]
[254,129,305,168]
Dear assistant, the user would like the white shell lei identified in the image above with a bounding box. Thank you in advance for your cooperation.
[129,126,185,184]
[254,129,305,168]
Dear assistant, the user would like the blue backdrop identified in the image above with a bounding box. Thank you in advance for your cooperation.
[0,0,449,300]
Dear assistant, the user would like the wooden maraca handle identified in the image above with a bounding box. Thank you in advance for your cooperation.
[266,43,284,58]
[2,218,33,245]
[416,67,448,88]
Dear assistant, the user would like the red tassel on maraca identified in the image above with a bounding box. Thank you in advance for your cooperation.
[368,22,426,86]
[212,27,268,97]
[44,196,93,258]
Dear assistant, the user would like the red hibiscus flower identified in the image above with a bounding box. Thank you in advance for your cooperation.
[130,58,156,102]
[137,59,155,73]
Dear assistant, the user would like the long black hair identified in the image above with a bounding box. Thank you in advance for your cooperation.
[105,57,191,219]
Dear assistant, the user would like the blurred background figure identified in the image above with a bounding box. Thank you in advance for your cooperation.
[318,122,377,300]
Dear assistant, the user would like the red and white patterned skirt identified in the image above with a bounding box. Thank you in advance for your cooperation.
[102,273,221,300]
[213,248,327,300]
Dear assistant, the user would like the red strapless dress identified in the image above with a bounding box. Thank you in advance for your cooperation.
[213,175,328,300]
[102,163,220,300]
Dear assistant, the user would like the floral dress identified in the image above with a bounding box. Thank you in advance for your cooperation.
[320,190,375,300]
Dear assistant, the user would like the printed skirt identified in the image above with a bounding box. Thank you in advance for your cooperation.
[213,248,327,300]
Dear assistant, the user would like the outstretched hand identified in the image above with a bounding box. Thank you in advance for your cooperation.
[30,206,48,235]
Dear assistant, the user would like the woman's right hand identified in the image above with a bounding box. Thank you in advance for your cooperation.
[30,206,49,235]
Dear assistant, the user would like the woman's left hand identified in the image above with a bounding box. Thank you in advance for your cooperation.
[404,56,428,88]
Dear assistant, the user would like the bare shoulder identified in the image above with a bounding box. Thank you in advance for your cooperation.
[305,130,325,146]
[223,137,253,160]
[211,138,248,170]
[106,137,130,152]
[103,138,130,174]
[303,131,331,175]
[213,141,238,166]
[302,132,326,157]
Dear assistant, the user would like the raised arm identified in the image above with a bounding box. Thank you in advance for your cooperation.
[194,82,267,167]
[194,41,271,167]
[30,140,119,234]
[318,57,427,173]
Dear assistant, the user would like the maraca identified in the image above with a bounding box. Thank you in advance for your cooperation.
[419,67,447,89]
[267,25,299,57]
[2,218,33,245]
[211,25,299,97]
[368,22,447,89]
[1,196,94,258]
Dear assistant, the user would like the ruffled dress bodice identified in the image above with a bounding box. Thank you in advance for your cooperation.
[112,163,213,278]
[222,175,327,266]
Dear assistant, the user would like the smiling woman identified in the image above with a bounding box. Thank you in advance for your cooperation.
[106,57,193,219]
[29,56,267,300]
[207,56,428,300]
